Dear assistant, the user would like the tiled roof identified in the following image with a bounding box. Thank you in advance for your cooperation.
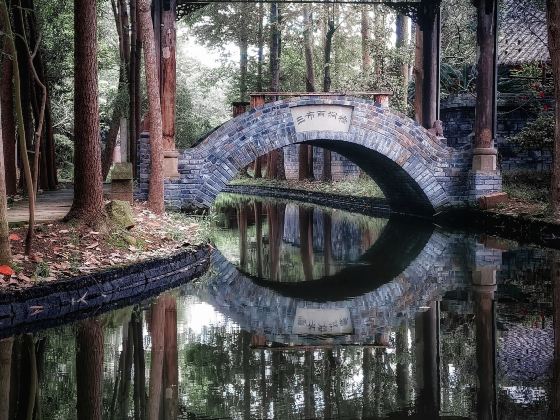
[498,0,549,65]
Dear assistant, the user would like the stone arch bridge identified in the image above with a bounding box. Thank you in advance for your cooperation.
[137,96,502,216]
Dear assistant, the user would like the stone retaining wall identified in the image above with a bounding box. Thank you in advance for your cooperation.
[441,93,553,172]
[0,246,211,338]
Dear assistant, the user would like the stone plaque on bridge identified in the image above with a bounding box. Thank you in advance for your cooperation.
[293,308,353,335]
[290,105,353,133]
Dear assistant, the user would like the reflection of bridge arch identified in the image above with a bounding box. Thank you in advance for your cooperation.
[138,97,472,216]
[182,230,467,345]
[247,215,434,301]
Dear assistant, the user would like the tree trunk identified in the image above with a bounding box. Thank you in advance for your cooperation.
[130,0,141,173]
[1,1,36,254]
[161,0,176,152]
[239,1,249,101]
[268,2,285,180]
[547,0,560,216]
[147,297,166,420]
[322,7,336,182]
[300,5,315,181]
[76,320,104,420]
[413,23,424,124]
[299,206,314,281]
[323,12,335,93]
[163,297,178,420]
[323,211,332,277]
[0,338,13,420]
[132,311,147,420]
[267,203,285,281]
[27,0,57,191]
[0,77,12,266]
[1,31,18,196]
[139,0,165,214]
[257,1,264,92]
[254,156,262,178]
[361,5,372,74]
[303,5,316,92]
[396,14,410,109]
[238,204,248,270]
[66,0,105,226]
[254,202,263,277]
[322,148,332,182]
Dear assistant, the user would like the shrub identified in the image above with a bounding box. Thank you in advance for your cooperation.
[509,113,555,150]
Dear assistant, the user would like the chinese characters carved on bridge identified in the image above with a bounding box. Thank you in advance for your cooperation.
[290,105,353,134]
[292,308,353,335]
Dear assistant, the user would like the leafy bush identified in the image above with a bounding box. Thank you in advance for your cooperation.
[509,113,555,149]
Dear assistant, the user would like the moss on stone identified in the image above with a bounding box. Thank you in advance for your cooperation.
[111,162,133,181]
[106,200,135,229]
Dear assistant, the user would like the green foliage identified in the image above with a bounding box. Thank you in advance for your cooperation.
[54,134,74,181]
[503,171,550,204]
[34,261,51,278]
[509,113,555,149]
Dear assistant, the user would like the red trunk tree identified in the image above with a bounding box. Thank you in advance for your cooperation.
[66,0,105,226]
[139,0,165,214]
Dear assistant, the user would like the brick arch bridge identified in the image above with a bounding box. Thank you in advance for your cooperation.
[138,96,500,215]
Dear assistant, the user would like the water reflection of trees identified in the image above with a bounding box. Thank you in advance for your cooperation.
[214,196,388,283]
[0,246,555,419]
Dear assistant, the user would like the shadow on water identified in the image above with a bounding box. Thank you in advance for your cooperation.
[0,194,556,419]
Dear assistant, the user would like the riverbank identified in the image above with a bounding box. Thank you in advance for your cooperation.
[3,202,210,291]
[230,176,384,199]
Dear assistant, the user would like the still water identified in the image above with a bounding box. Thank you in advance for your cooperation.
[0,194,555,419]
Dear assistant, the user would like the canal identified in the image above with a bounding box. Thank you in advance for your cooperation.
[0,194,554,419]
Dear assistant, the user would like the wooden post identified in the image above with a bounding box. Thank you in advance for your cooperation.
[161,0,179,178]
[374,94,390,108]
[418,0,441,130]
[250,94,266,109]
[473,0,498,171]
[250,95,265,177]
[473,269,497,420]
[232,101,249,118]
[414,301,440,416]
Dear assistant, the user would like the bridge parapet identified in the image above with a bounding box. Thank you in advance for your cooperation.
[136,96,501,215]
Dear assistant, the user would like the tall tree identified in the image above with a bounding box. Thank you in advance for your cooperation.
[1,23,17,196]
[65,0,105,226]
[299,4,315,181]
[361,5,372,74]
[396,14,410,109]
[130,0,141,176]
[322,4,337,182]
[548,0,560,216]
[76,320,104,420]
[266,2,285,180]
[139,0,165,214]
[1,1,36,254]
[0,93,12,266]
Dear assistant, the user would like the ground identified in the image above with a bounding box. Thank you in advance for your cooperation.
[497,171,552,221]
[230,176,384,198]
[1,203,208,291]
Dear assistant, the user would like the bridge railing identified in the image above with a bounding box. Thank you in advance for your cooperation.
[248,91,393,109]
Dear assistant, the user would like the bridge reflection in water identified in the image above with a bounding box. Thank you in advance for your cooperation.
[0,195,555,419]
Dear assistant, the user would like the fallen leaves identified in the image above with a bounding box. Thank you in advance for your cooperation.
[2,202,203,291]
[0,265,14,276]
